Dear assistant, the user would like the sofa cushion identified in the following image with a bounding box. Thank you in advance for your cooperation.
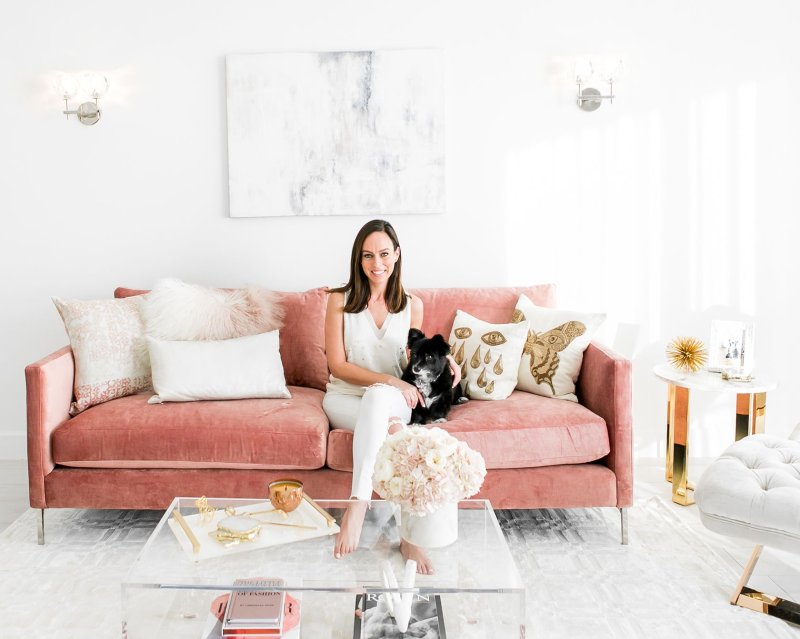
[448,309,529,400]
[53,296,151,414]
[147,331,291,402]
[513,294,606,402]
[52,386,328,470]
[326,390,609,471]
[116,286,330,392]
[410,285,556,339]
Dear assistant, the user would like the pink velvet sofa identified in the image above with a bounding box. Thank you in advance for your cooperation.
[26,284,632,543]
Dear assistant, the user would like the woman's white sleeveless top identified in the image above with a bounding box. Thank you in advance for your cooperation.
[326,295,411,397]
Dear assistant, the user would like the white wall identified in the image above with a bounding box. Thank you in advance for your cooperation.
[2,0,799,462]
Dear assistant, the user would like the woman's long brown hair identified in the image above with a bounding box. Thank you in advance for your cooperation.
[329,219,408,314]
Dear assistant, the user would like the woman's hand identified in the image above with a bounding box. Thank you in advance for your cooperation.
[447,354,461,388]
[388,377,424,409]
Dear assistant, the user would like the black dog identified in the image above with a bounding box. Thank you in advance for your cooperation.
[402,328,466,425]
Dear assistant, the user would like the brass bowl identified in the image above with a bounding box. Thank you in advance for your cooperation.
[269,479,304,513]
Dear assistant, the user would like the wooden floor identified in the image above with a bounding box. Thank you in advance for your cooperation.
[2,458,799,602]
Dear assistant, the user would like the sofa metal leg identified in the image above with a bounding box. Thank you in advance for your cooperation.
[731,544,800,623]
[37,509,45,545]
[619,508,628,545]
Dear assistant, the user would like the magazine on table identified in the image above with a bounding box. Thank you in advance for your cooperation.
[353,593,446,639]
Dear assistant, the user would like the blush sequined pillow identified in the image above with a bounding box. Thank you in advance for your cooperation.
[448,310,528,400]
[53,296,151,414]
[512,294,605,402]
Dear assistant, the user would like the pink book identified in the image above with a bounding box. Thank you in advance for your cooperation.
[223,578,285,628]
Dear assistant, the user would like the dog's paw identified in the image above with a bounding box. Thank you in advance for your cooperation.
[432,418,447,424]
[456,397,469,404]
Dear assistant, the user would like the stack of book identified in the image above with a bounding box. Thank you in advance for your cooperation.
[222,578,286,638]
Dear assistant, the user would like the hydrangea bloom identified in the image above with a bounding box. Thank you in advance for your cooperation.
[372,426,487,516]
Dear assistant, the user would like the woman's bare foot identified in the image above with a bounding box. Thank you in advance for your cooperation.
[400,539,434,574]
[387,415,407,436]
[334,499,369,558]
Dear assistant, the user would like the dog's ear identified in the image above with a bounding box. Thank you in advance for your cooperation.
[407,328,426,349]
[430,333,450,353]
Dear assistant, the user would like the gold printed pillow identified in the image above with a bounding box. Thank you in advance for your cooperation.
[448,310,529,401]
[513,294,605,402]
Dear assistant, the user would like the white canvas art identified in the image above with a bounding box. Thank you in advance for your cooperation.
[226,49,445,217]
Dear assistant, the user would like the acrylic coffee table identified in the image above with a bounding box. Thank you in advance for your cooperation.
[122,497,525,638]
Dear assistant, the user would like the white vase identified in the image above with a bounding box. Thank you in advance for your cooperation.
[399,502,458,548]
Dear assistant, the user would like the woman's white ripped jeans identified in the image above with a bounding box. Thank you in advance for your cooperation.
[322,384,411,500]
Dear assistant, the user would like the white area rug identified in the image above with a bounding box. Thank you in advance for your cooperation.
[0,498,797,638]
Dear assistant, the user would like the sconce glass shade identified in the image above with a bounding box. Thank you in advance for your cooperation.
[574,59,593,84]
[82,72,108,99]
[597,58,623,84]
[56,73,79,100]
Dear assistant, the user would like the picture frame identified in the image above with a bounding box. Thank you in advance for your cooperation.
[707,320,754,374]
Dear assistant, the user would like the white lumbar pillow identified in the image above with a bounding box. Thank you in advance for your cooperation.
[147,331,291,403]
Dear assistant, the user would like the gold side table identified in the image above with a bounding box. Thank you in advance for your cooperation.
[653,364,777,506]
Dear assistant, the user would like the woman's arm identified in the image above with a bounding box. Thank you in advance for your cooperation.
[409,294,423,330]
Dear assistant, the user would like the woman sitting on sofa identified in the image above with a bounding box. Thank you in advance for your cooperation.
[323,219,459,575]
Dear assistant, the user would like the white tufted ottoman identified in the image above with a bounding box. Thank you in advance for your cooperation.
[695,434,800,624]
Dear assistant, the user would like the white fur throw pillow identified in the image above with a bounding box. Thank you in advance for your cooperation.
[142,278,284,340]
[147,331,291,403]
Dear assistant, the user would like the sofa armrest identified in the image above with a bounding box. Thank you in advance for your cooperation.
[25,346,74,508]
[576,342,633,508]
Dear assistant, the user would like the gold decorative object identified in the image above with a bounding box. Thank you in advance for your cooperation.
[454,327,472,339]
[511,309,525,324]
[302,493,337,528]
[216,515,262,543]
[483,349,491,364]
[454,342,465,365]
[470,345,481,369]
[269,479,304,514]
[524,321,586,394]
[481,331,507,346]
[493,354,503,375]
[722,370,753,382]
[173,511,201,554]
[195,496,217,522]
[477,368,487,388]
[666,336,708,373]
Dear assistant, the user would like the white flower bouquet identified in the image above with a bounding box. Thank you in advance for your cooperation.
[372,426,487,516]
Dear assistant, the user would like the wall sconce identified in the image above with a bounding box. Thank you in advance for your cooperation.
[57,72,109,125]
[575,58,622,112]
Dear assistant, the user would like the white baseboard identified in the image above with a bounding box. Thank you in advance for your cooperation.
[0,433,26,461]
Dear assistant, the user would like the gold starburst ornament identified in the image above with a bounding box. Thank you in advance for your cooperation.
[666,336,707,372]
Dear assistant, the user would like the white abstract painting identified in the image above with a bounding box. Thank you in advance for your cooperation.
[226,49,445,217]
